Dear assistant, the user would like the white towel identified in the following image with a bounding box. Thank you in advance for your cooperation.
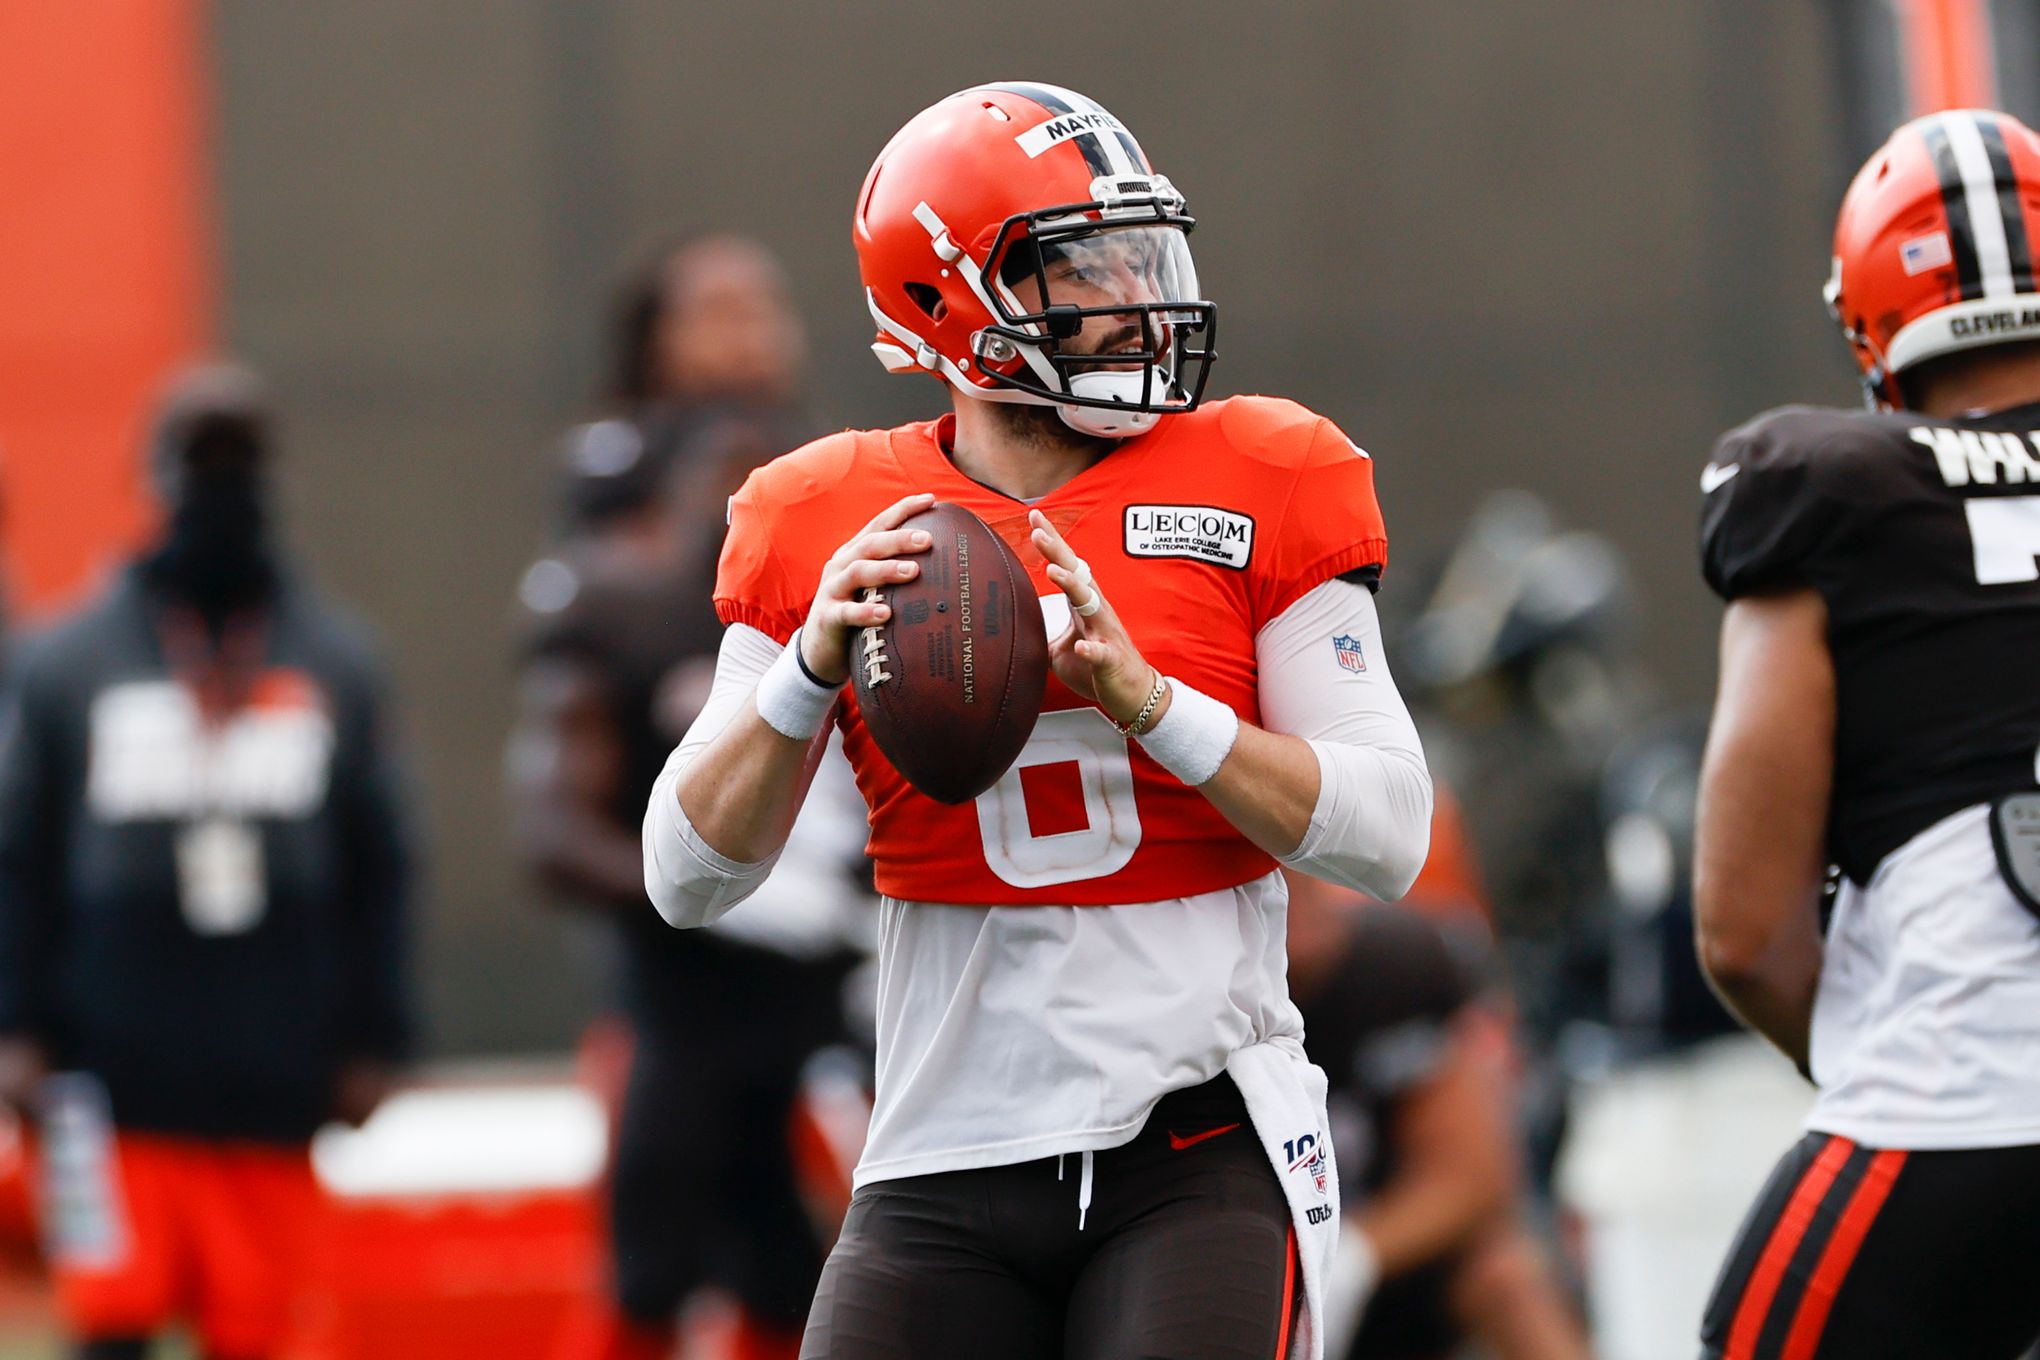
[1227,1038,1341,1360]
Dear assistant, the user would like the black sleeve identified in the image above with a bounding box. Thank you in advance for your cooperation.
[0,653,68,1041]
[332,657,419,1061]
[1699,410,1848,601]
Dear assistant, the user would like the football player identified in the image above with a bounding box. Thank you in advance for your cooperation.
[1695,109,2040,1359]
[642,84,1433,1359]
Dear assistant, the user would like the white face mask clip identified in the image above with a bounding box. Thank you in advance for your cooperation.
[1057,371,1161,438]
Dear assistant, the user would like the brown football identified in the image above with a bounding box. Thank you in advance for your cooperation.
[849,501,1048,804]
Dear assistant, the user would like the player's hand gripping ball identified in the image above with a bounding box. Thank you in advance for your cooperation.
[850,502,1047,804]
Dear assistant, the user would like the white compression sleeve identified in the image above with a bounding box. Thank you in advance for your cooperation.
[641,623,829,928]
[1256,579,1433,899]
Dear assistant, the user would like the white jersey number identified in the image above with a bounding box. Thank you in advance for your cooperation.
[1966,496,2040,584]
[975,708,1143,888]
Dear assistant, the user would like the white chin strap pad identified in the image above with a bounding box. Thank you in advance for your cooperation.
[1057,369,1163,438]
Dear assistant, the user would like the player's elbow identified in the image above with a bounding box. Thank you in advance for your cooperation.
[1368,799,1433,902]
[644,868,747,931]
[1693,886,1778,992]
[640,774,777,930]
[1352,748,1434,900]
[1695,920,1770,992]
[1692,867,1775,988]
[1282,747,1432,900]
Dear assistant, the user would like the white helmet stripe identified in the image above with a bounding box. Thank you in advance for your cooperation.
[1940,112,2019,299]
[907,200,1061,389]
[866,291,1037,403]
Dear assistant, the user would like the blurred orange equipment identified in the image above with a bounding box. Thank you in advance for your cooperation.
[1405,783,1493,927]
[44,1133,318,1357]
[288,1081,605,1360]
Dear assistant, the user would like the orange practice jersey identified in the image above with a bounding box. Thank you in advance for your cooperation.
[715,395,1388,905]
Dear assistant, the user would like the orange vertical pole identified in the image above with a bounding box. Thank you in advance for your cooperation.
[0,0,215,620]
[1895,0,1999,115]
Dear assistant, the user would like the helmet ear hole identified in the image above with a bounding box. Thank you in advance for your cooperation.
[904,282,948,323]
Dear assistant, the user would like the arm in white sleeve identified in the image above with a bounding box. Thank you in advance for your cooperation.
[1256,578,1433,899]
[641,623,831,928]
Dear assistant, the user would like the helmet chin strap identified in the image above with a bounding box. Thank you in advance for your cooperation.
[1055,370,1163,438]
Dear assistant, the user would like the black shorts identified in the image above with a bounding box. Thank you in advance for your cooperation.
[609,1033,828,1327]
[1347,1259,1459,1360]
[801,1074,1301,1360]
[1699,1132,2040,1360]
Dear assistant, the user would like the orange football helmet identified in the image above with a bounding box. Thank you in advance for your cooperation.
[853,83,1216,438]
[1827,109,2040,408]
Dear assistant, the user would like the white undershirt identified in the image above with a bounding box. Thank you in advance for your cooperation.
[1807,803,2040,1149]
[643,579,1430,1184]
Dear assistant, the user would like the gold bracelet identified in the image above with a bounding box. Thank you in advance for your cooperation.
[1111,670,1168,738]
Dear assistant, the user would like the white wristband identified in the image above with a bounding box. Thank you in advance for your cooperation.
[1136,678,1239,786]
[753,632,841,740]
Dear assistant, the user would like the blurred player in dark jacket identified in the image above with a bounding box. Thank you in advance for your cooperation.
[0,361,416,1360]
[510,240,871,1360]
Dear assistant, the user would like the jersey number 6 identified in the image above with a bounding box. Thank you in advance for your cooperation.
[975,708,1144,888]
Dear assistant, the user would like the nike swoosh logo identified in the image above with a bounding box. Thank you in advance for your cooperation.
[1700,463,1741,494]
[1167,1122,1241,1151]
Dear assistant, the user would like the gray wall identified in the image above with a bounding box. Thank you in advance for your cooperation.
[211,0,1856,1053]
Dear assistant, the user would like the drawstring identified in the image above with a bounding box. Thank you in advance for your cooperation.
[1056,1151,1097,1231]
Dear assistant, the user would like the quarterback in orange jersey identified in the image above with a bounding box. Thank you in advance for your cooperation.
[644,83,1432,1360]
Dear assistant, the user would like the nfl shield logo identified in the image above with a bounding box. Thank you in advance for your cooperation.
[1332,634,1366,673]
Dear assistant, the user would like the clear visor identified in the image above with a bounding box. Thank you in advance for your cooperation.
[998,223,1202,326]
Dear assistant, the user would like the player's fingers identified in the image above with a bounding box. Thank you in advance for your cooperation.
[1045,560,1114,631]
[1027,510,1082,572]
[1071,638,1143,699]
[839,527,934,567]
[828,557,919,600]
[822,590,891,629]
[861,492,936,537]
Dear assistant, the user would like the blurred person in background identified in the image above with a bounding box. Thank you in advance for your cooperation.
[0,361,416,1360]
[510,240,872,1360]
[1692,109,2040,1359]
[1397,493,1663,1189]
[608,233,807,419]
[1399,493,1813,1355]
[1396,492,1650,1078]
[1553,718,1810,1360]
[1290,817,1590,1360]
